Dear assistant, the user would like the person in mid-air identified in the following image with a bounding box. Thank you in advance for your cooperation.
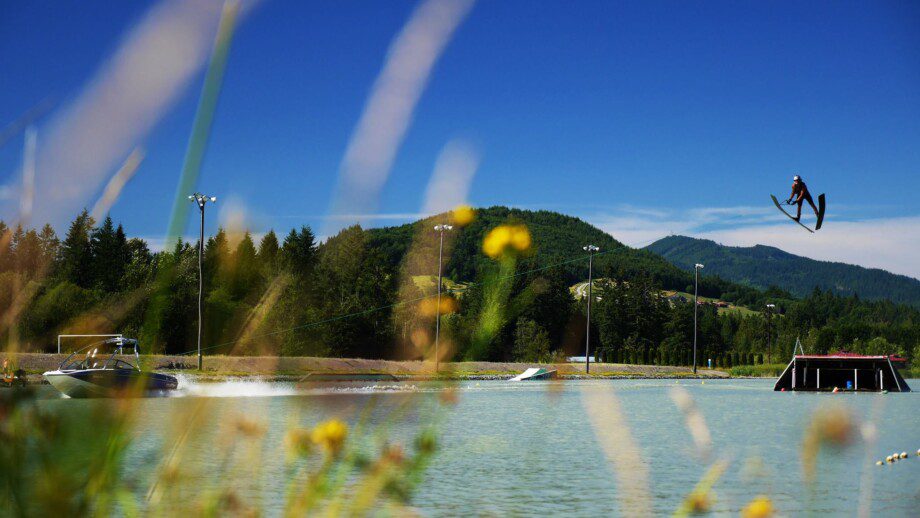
[786,175,819,222]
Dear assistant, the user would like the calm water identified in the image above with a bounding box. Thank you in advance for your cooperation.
[38,378,919,516]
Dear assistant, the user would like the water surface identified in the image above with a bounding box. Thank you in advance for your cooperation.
[39,378,919,516]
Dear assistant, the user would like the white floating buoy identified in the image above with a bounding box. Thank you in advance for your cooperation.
[900,452,908,459]
[916,449,920,456]
[876,460,884,466]
[886,455,893,463]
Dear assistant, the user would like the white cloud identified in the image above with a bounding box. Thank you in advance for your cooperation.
[586,205,920,280]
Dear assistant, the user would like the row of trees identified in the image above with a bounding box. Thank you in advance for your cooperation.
[2,210,918,366]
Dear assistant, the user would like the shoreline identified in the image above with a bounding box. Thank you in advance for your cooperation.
[5,352,734,383]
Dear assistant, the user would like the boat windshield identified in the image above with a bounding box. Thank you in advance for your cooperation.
[57,338,142,371]
[109,359,138,370]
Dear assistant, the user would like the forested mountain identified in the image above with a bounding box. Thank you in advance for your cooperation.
[646,235,920,307]
[368,207,769,305]
[1,207,918,367]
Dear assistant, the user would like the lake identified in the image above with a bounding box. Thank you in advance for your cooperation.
[37,378,919,516]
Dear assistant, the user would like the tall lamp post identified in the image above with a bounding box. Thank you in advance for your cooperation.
[433,224,453,373]
[189,193,217,371]
[693,263,704,374]
[765,303,776,364]
[583,245,599,373]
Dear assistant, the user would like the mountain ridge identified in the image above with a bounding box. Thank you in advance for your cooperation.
[646,235,920,307]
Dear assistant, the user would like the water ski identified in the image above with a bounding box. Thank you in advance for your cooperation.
[771,195,814,233]
[815,193,826,230]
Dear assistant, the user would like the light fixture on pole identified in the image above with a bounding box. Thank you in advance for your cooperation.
[693,263,704,374]
[189,193,217,371]
[433,224,453,373]
[765,303,776,364]
[583,245,600,373]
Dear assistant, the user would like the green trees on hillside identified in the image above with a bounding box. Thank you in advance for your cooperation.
[1,207,918,365]
[648,235,920,307]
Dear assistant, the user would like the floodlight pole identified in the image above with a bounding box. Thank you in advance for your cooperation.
[190,193,216,371]
[693,263,704,374]
[583,245,599,373]
[766,303,776,364]
[433,224,453,373]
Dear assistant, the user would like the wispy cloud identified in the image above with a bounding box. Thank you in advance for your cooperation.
[585,204,920,279]
[31,0,247,226]
[325,0,475,234]
[319,213,432,222]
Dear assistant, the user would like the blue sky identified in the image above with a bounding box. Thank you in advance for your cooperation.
[1,0,919,276]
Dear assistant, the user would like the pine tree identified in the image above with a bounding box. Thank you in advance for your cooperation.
[9,224,24,272]
[229,232,258,299]
[90,216,126,292]
[16,229,42,277]
[59,210,95,287]
[0,221,10,273]
[257,230,279,273]
[203,228,230,289]
[281,227,317,273]
[38,224,60,272]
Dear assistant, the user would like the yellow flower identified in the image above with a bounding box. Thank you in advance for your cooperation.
[510,226,531,251]
[451,205,475,227]
[741,496,774,518]
[284,428,313,458]
[685,492,711,513]
[311,419,348,455]
[233,416,266,438]
[483,225,512,258]
[419,296,458,317]
[482,224,531,258]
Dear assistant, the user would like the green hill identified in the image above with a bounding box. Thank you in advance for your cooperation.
[646,235,920,307]
[371,207,689,287]
[367,207,770,307]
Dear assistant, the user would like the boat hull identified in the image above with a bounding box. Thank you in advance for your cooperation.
[43,369,178,398]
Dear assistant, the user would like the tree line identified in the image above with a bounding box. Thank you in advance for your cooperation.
[1,208,918,367]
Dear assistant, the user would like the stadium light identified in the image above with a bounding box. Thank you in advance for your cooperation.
[693,263,704,374]
[583,244,600,373]
[433,224,453,372]
[190,193,216,370]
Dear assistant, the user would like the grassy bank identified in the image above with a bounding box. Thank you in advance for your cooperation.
[728,364,787,377]
[6,352,729,380]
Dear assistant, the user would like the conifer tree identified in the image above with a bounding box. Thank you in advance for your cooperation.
[59,210,95,287]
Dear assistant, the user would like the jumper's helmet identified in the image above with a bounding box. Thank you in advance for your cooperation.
[793,175,801,182]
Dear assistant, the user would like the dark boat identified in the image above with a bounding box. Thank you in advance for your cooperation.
[43,338,178,398]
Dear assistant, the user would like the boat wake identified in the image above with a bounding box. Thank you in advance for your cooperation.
[170,376,428,398]
[172,375,300,398]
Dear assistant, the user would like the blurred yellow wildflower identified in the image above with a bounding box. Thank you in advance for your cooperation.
[802,406,853,481]
[284,428,313,459]
[684,492,711,514]
[233,416,266,439]
[482,224,531,258]
[451,204,475,227]
[742,496,774,518]
[311,419,348,455]
[418,295,458,317]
